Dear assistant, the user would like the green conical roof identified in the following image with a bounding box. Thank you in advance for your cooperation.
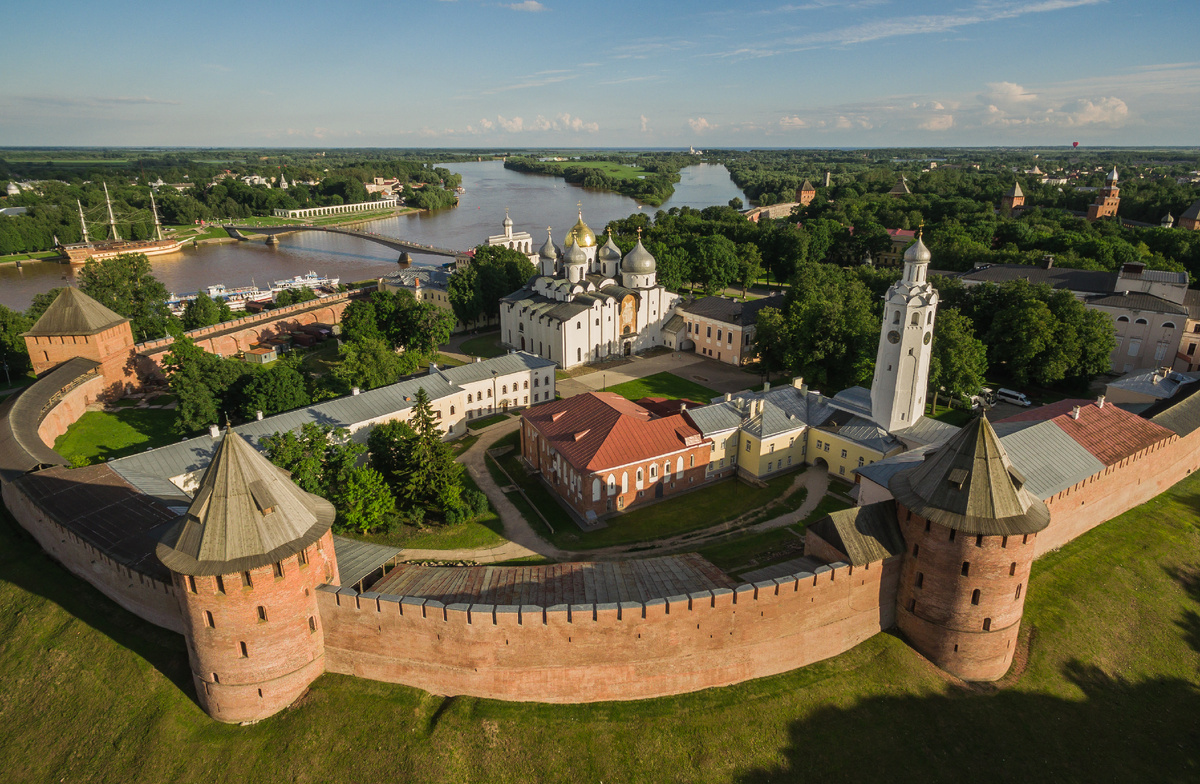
[156,431,335,575]
[23,287,128,337]
[889,415,1049,535]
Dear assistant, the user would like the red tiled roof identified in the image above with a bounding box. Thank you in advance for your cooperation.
[886,228,917,239]
[523,392,703,472]
[999,399,1175,465]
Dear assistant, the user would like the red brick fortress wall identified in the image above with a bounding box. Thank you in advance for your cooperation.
[319,558,900,703]
[171,531,339,724]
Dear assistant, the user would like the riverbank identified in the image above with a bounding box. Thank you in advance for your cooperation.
[503,156,685,207]
[0,250,64,265]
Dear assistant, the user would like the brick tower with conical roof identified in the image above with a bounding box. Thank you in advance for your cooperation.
[157,431,339,723]
[1087,167,1120,221]
[889,415,1049,680]
[21,287,136,396]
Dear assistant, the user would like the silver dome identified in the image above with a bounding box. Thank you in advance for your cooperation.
[622,239,656,275]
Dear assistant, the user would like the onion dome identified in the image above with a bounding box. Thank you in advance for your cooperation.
[599,230,622,262]
[503,208,513,229]
[565,207,596,248]
[1107,167,1119,182]
[622,235,656,275]
[538,227,558,261]
[889,415,1050,536]
[904,235,932,264]
[564,240,587,266]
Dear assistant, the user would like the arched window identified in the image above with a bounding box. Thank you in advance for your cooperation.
[592,478,601,502]
[524,380,529,389]
[893,311,900,324]
[450,406,455,415]
[487,389,492,398]
[534,377,540,387]
[1117,316,1129,323]
[1015,583,1023,599]
[663,461,671,479]
[518,323,524,332]
[621,472,629,493]
[636,468,643,483]
[911,312,920,325]
[649,464,657,479]
[1135,318,1148,325]
[502,385,507,394]
[971,589,981,605]
[677,456,684,475]
[607,474,616,496]
[927,311,932,325]
[1163,321,1177,329]
[467,393,473,403]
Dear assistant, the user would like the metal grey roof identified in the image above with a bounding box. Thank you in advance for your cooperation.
[822,414,903,454]
[1107,368,1200,399]
[1086,292,1189,316]
[1122,268,1188,285]
[893,416,961,447]
[1181,198,1200,222]
[684,401,745,436]
[24,287,128,337]
[855,445,934,488]
[829,386,873,418]
[807,502,903,566]
[332,536,401,589]
[156,431,336,576]
[380,267,451,290]
[889,415,1050,536]
[957,264,1116,294]
[436,351,555,386]
[0,356,96,481]
[601,284,641,301]
[663,313,686,333]
[996,419,1105,500]
[110,372,462,489]
[1143,378,1200,436]
[681,294,785,327]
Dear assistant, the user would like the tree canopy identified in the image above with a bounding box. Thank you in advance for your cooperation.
[77,253,173,341]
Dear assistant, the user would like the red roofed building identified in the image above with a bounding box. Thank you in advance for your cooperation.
[876,229,917,267]
[997,397,1174,466]
[520,392,712,521]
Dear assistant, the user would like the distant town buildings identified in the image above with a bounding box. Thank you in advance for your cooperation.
[1086,167,1121,221]
[487,209,534,256]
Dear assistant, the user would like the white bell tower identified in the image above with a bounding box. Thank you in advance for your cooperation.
[870,232,939,432]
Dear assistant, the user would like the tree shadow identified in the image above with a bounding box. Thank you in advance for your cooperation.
[733,660,1199,782]
[1165,563,1200,655]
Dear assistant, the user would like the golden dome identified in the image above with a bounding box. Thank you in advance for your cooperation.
[564,208,596,248]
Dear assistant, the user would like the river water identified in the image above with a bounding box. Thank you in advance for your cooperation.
[0,161,746,310]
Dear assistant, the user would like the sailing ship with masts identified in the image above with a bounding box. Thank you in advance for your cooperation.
[58,184,186,265]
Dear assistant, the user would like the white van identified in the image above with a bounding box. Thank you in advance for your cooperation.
[996,388,1032,407]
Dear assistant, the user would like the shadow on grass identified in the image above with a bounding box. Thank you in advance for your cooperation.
[1166,563,1200,655]
[734,660,1200,782]
[0,506,197,706]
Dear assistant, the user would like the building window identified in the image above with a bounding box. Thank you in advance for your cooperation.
[961,561,970,577]
[717,329,722,341]
[971,589,981,605]
[745,440,751,452]
[949,529,957,542]
[907,598,916,613]
[816,439,823,450]
[770,444,775,453]
[451,405,456,415]
[273,562,283,578]
[187,575,197,593]
[840,449,847,459]
[205,610,215,628]
[1001,536,1008,548]
[1135,318,1148,325]
[215,575,225,594]
[467,393,473,403]
[768,461,773,471]
[242,571,252,588]
[915,572,924,588]
[838,466,845,475]
[912,544,920,558]
[924,520,931,532]
[649,464,657,479]
[707,326,712,337]
[857,456,864,467]
[239,641,249,658]
[1015,584,1023,599]
[1010,562,1017,576]
[983,618,992,631]
[257,606,267,621]
[976,534,984,547]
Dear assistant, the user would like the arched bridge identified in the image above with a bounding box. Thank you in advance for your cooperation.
[224,224,466,258]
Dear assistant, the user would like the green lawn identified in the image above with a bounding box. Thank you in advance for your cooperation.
[538,160,649,182]
[468,413,510,431]
[52,409,179,465]
[0,250,62,264]
[459,332,507,359]
[697,494,854,574]
[299,340,342,376]
[0,450,1197,781]
[605,372,718,403]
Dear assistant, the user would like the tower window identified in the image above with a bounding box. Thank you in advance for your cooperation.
[242,571,253,588]
[215,575,225,594]
[1015,584,1023,599]
[975,534,983,547]
[924,520,931,533]
[915,572,924,588]
[971,589,981,605]
[1001,536,1008,548]
[257,606,267,622]
[961,561,970,577]
[983,618,992,631]
[1010,562,1017,576]
[273,562,283,578]
[309,617,317,633]
[187,575,197,593]
[298,548,308,566]
[911,313,920,325]
[1022,534,1029,545]
[912,544,920,558]
[239,641,248,658]
[949,529,956,542]
[907,598,916,613]
[204,610,214,628]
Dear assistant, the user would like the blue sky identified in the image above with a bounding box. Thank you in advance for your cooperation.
[3,0,1198,147]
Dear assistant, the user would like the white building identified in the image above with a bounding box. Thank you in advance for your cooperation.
[488,209,534,256]
[499,209,679,368]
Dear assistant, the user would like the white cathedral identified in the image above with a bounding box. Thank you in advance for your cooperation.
[498,209,680,369]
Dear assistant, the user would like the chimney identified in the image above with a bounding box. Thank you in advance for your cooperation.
[1071,405,1081,420]
[476,356,482,363]
[763,381,771,392]
[1097,395,1105,409]
[352,387,361,396]
[724,392,732,402]
[209,424,220,439]
[792,376,805,389]
[1041,255,1054,269]
[255,410,263,421]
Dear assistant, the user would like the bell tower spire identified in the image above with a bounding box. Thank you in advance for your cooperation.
[869,228,938,432]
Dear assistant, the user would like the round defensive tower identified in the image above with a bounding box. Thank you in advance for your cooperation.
[156,431,339,723]
[889,415,1049,681]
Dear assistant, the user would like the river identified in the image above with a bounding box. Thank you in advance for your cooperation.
[0,161,746,311]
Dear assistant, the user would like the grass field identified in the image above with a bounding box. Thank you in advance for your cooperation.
[459,332,507,359]
[542,160,649,181]
[52,409,178,465]
[0,250,62,264]
[0,456,1197,781]
[606,372,718,403]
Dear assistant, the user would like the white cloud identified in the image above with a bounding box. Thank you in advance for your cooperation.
[640,115,650,132]
[779,115,808,128]
[920,114,955,131]
[503,1,546,11]
[688,117,716,133]
[1060,96,1129,126]
[497,115,524,132]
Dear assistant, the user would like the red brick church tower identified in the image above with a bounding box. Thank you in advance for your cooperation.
[1001,182,1024,211]
[889,415,1049,681]
[157,431,339,723]
[1086,167,1120,221]
[22,287,136,397]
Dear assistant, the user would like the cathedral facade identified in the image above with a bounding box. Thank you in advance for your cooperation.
[499,210,680,369]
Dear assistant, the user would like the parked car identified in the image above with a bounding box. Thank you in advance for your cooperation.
[996,388,1032,407]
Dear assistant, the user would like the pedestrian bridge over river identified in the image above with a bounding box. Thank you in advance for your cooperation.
[224,224,467,259]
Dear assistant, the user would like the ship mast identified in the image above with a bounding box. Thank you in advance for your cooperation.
[103,182,120,241]
[149,189,164,241]
[77,199,90,244]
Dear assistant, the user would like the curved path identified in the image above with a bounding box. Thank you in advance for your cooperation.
[395,418,831,564]
[225,224,466,257]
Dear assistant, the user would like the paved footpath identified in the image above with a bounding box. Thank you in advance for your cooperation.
[401,416,831,565]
